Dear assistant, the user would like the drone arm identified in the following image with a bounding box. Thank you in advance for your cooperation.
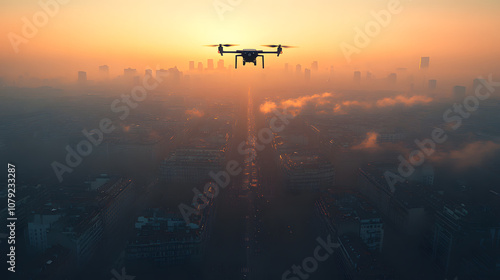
[259,50,281,57]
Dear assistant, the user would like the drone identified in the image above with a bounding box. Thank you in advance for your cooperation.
[204,44,297,69]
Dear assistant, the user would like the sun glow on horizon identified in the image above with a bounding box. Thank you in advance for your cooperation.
[1,0,499,80]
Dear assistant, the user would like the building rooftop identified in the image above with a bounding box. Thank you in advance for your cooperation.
[339,233,386,276]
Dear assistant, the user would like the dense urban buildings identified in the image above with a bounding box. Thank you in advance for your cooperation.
[1,45,500,280]
[126,207,211,268]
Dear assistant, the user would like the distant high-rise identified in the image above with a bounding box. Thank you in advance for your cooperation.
[453,86,466,99]
[207,59,214,70]
[420,57,430,69]
[366,71,372,80]
[156,69,168,80]
[78,71,87,83]
[428,79,437,90]
[169,67,182,81]
[197,62,203,71]
[311,61,318,71]
[304,68,311,81]
[189,61,195,71]
[145,69,153,77]
[124,68,137,77]
[296,64,301,74]
[353,71,361,82]
[217,59,224,70]
[99,65,109,79]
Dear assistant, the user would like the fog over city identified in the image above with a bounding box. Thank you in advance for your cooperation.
[2,0,500,280]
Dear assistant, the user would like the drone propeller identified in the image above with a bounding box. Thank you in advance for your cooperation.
[261,44,298,48]
[204,44,239,47]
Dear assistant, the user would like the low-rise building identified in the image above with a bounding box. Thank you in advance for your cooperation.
[126,208,209,267]
[357,164,426,235]
[280,151,334,191]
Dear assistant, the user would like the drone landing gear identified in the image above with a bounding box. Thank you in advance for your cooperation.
[235,55,242,69]
[258,55,264,68]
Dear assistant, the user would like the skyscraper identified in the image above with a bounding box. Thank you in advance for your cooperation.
[304,68,311,81]
[145,69,153,77]
[189,61,195,71]
[353,71,361,82]
[78,71,87,84]
[296,64,301,74]
[217,59,224,70]
[198,62,203,72]
[99,65,109,79]
[311,61,318,71]
[156,69,168,80]
[420,57,430,69]
[124,68,137,77]
[207,59,214,70]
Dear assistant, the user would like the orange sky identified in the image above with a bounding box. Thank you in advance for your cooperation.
[1,0,499,80]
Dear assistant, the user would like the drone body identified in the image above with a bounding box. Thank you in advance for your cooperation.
[205,44,296,69]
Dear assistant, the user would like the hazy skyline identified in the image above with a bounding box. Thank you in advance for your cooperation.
[2,0,500,80]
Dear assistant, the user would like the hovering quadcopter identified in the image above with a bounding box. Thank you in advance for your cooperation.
[204,44,297,69]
